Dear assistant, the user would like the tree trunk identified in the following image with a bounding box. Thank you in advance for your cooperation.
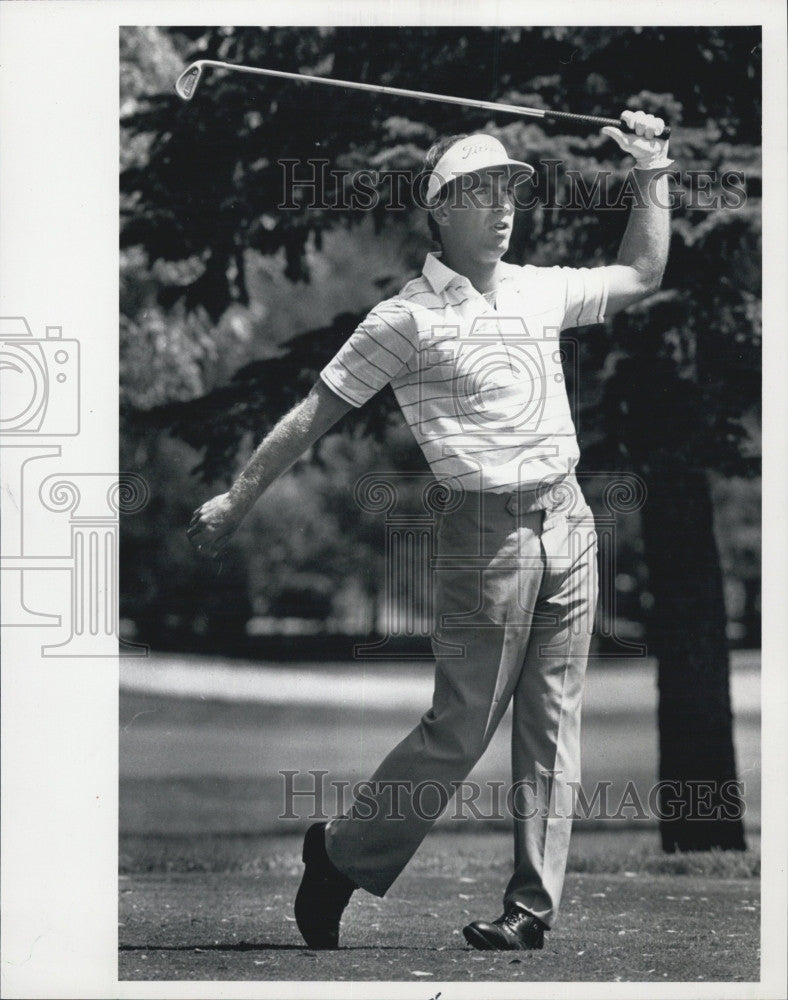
[741,577,761,649]
[640,467,746,851]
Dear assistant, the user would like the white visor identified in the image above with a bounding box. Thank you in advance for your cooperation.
[425,134,535,205]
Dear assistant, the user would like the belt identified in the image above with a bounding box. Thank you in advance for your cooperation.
[502,473,581,517]
[433,473,583,519]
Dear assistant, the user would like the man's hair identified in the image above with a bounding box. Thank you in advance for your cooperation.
[423,133,469,246]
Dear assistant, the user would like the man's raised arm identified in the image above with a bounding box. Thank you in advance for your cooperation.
[600,109,673,317]
[187,379,353,558]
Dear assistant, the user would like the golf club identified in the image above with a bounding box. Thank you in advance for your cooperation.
[174,59,671,138]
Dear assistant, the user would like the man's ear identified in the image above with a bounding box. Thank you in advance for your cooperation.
[430,203,450,230]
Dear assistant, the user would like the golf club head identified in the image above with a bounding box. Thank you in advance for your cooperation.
[175,63,203,101]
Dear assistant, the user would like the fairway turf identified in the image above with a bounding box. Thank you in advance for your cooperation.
[119,832,759,982]
[119,657,760,983]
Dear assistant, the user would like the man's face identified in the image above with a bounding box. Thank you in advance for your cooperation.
[436,167,519,262]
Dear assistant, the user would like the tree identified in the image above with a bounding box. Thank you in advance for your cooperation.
[120,25,761,850]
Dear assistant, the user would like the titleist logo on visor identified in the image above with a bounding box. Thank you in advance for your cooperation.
[459,139,502,158]
[426,134,534,203]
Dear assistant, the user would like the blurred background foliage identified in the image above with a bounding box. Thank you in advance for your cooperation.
[119,24,760,658]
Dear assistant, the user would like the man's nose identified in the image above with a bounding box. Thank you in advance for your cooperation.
[492,193,515,214]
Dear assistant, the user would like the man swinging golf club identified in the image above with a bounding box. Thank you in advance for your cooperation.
[188,108,671,950]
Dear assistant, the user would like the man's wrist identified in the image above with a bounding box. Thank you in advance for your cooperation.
[227,481,259,518]
[632,158,675,172]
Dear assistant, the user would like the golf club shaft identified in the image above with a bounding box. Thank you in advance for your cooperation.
[175,60,671,138]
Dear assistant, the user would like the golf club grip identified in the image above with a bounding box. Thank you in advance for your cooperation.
[543,109,671,139]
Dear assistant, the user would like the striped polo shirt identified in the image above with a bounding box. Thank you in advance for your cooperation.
[320,251,610,493]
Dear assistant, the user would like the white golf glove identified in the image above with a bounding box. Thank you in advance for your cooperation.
[601,109,674,169]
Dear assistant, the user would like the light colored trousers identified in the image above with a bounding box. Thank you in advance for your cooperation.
[325,474,598,928]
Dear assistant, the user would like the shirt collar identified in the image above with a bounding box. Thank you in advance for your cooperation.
[422,251,459,294]
[422,250,514,296]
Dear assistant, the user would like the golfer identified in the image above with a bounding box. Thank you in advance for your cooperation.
[188,109,671,950]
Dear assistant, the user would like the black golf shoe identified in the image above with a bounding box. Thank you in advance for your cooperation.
[294,822,357,949]
[463,902,547,950]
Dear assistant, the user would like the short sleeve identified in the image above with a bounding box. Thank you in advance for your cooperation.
[558,266,610,331]
[319,298,417,408]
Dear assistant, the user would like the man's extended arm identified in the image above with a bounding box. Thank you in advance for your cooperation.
[187,379,353,558]
[600,110,673,316]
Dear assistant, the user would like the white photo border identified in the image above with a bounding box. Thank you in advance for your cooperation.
[1,2,785,998]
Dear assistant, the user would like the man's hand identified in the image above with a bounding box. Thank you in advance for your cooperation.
[186,381,353,563]
[187,492,246,560]
[601,110,673,170]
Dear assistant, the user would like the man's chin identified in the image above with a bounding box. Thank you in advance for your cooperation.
[483,244,508,263]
